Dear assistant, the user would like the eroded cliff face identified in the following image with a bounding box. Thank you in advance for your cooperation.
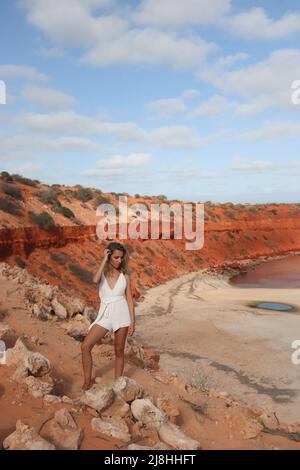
[1,174,300,306]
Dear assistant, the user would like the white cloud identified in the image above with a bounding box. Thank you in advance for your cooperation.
[20,0,125,47]
[149,126,200,148]
[146,98,187,117]
[81,28,217,68]
[199,49,300,113]
[181,89,200,100]
[189,94,236,117]
[0,64,48,81]
[231,157,278,173]
[16,110,146,141]
[1,133,98,153]
[227,7,300,40]
[241,121,300,141]
[22,85,76,109]
[20,0,217,69]
[133,0,231,28]
[81,152,151,178]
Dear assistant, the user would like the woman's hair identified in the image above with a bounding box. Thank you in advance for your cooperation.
[103,242,130,276]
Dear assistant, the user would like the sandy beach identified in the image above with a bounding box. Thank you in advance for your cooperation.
[135,265,300,424]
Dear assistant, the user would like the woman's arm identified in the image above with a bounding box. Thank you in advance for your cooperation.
[125,274,135,324]
[93,249,110,284]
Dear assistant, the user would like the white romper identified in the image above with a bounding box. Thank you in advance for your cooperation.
[88,271,131,333]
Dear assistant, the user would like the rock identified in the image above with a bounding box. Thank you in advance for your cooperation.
[3,420,55,450]
[24,375,54,398]
[33,303,52,321]
[0,323,14,341]
[51,297,68,320]
[24,351,51,377]
[125,338,160,370]
[47,409,83,450]
[83,306,98,323]
[91,416,130,442]
[44,395,62,404]
[11,364,29,382]
[128,442,171,450]
[131,398,168,429]
[58,295,85,318]
[82,384,115,412]
[62,395,73,404]
[102,397,130,418]
[64,316,90,339]
[112,376,144,403]
[157,422,200,450]
[5,338,30,366]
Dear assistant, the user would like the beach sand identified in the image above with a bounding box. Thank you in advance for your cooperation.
[135,269,300,423]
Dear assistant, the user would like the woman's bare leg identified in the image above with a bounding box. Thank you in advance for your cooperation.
[81,324,108,390]
[114,326,129,380]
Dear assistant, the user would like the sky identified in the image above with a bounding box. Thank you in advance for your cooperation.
[0,0,300,203]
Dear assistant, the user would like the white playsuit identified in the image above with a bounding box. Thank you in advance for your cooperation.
[88,271,131,333]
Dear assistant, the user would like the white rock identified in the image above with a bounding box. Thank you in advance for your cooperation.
[3,420,55,450]
[131,398,168,428]
[157,421,200,450]
[91,416,130,442]
[82,384,115,412]
[113,376,144,403]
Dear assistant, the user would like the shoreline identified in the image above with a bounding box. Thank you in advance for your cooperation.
[135,254,300,424]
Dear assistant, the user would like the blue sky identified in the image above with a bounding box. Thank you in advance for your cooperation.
[0,0,300,203]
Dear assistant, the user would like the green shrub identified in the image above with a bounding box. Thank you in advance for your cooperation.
[2,183,23,199]
[1,171,13,182]
[15,256,26,268]
[50,252,68,265]
[74,187,93,202]
[11,174,37,186]
[0,196,22,216]
[36,189,59,205]
[69,263,93,284]
[60,206,75,219]
[28,210,56,230]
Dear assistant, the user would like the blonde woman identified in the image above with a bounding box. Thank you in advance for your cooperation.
[81,242,135,390]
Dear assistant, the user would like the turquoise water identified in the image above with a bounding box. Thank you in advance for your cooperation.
[255,302,294,312]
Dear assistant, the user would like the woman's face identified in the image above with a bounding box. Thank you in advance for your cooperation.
[109,249,124,269]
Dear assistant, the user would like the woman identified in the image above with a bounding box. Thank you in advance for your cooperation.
[81,242,135,390]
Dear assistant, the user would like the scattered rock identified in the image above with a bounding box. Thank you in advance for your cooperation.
[3,420,55,450]
[91,416,130,442]
[81,384,115,412]
[131,398,168,428]
[112,376,145,403]
[157,421,200,450]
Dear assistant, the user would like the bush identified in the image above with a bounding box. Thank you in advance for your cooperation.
[93,194,111,209]
[0,196,22,215]
[11,174,37,186]
[69,263,93,284]
[50,252,68,265]
[36,189,59,205]
[28,210,56,230]
[74,187,93,202]
[15,256,26,268]
[1,171,13,182]
[2,183,23,199]
[60,206,75,219]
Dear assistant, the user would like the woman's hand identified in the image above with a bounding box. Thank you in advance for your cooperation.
[128,321,135,336]
[103,248,111,262]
